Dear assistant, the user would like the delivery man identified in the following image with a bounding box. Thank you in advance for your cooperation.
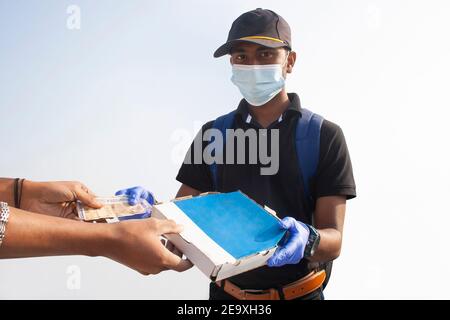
[124,8,356,300]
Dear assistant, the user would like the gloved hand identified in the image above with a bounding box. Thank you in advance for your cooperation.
[115,186,155,208]
[267,217,310,267]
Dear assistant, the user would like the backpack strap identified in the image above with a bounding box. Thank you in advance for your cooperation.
[296,108,332,288]
[210,110,236,191]
[295,108,324,214]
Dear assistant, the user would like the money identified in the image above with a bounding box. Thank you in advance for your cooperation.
[77,195,152,222]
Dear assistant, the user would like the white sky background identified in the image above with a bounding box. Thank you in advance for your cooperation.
[0,0,450,299]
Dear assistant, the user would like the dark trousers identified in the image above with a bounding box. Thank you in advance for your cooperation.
[209,282,325,300]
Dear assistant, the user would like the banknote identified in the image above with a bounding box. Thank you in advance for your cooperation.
[77,195,152,222]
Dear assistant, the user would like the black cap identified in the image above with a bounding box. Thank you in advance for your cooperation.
[214,8,291,58]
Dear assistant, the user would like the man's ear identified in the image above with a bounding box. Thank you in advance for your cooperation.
[286,51,297,74]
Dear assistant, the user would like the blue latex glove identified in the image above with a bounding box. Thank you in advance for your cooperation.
[115,186,155,207]
[267,217,310,267]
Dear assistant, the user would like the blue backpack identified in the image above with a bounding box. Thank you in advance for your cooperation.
[208,108,333,288]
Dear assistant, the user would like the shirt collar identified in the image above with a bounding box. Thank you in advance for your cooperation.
[235,92,302,124]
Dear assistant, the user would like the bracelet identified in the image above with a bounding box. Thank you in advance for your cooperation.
[0,202,10,246]
[13,178,25,209]
[13,178,19,208]
[18,178,25,209]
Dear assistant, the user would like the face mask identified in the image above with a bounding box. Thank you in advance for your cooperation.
[231,55,288,106]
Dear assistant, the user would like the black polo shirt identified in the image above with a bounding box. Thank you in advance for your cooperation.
[176,92,356,289]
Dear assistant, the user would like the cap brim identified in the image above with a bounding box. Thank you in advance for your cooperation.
[213,39,290,58]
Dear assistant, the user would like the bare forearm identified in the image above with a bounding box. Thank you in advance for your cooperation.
[307,196,346,263]
[0,208,112,259]
[176,184,201,198]
[307,228,342,263]
[0,178,15,207]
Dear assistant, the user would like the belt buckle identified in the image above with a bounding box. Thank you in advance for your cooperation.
[242,288,265,300]
[243,288,280,300]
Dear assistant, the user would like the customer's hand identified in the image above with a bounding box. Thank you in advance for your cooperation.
[106,218,193,275]
[20,180,102,219]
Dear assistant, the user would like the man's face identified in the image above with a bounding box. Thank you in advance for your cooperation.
[229,42,296,77]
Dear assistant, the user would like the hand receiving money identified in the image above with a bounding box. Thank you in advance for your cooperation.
[115,186,155,206]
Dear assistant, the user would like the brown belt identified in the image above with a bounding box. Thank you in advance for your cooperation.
[215,270,326,300]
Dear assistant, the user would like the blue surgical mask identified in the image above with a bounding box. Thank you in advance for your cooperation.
[231,58,287,107]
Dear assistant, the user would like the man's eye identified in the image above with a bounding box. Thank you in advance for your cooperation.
[236,55,245,61]
[260,52,273,58]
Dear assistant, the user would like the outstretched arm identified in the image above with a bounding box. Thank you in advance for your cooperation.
[0,206,192,275]
[0,178,102,219]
